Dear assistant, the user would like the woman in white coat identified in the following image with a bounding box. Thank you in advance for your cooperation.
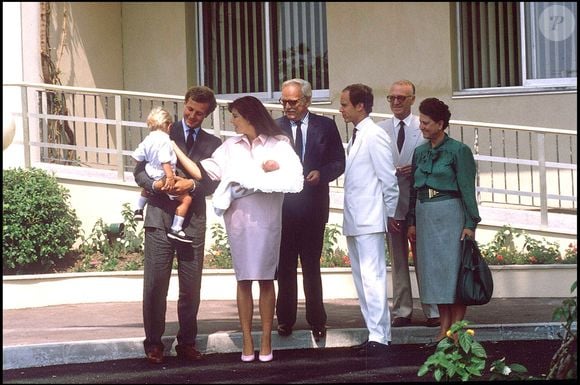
[173,96,303,363]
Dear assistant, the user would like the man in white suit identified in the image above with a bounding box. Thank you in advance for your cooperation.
[339,84,399,356]
[377,80,440,328]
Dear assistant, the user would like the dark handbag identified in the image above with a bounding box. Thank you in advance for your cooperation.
[456,236,494,305]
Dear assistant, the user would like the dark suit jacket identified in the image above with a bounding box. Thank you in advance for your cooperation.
[276,113,345,224]
[133,120,222,233]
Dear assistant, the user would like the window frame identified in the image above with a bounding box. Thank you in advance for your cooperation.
[454,2,577,96]
[521,2,577,88]
[196,2,330,103]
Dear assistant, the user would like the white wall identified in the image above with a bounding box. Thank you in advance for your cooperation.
[121,2,189,94]
[3,2,27,169]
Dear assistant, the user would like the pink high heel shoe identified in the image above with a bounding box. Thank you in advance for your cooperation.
[258,351,273,362]
[241,352,255,362]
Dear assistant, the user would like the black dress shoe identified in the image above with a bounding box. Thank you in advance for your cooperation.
[425,317,441,327]
[350,339,369,351]
[391,317,412,327]
[311,326,326,342]
[277,324,292,337]
[357,341,389,357]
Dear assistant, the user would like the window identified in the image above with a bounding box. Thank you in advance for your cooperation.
[523,2,577,86]
[457,2,577,91]
[198,2,329,101]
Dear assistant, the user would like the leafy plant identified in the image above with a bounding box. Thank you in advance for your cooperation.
[480,225,574,265]
[321,224,350,268]
[418,321,489,381]
[3,167,81,274]
[488,357,533,381]
[204,222,232,269]
[203,222,350,269]
[479,226,525,265]
[563,242,577,263]
[419,319,535,382]
[547,281,577,380]
[521,234,561,264]
[74,203,144,272]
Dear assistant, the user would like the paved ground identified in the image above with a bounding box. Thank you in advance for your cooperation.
[3,297,572,371]
[3,340,566,384]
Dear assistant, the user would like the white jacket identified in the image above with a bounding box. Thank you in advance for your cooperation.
[343,117,399,236]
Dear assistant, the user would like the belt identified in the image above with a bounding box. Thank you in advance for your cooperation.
[417,187,460,202]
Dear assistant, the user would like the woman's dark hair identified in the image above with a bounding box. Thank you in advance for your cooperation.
[228,96,285,137]
[343,83,374,114]
[419,97,451,129]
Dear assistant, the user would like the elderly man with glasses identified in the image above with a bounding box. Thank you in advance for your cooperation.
[377,80,440,329]
[274,78,345,342]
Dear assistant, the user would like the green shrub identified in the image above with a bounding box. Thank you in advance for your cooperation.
[419,320,532,382]
[74,203,144,272]
[563,242,577,264]
[203,222,351,269]
[3,167,81,274]
[418,320,489,381]
[204,222,232,269]
[321,224,350,267]
[522,234,561,264]
[480,225,573,265]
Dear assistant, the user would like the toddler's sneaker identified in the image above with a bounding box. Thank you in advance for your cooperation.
[167,229,194,243]
[134,209,144,221]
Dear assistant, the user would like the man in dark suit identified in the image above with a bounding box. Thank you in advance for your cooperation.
[275,79,345,341]
[133,86,222,364]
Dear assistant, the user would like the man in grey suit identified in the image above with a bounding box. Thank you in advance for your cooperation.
[377,80,440,328]
[340,84,398,356]
[133,86,222,364]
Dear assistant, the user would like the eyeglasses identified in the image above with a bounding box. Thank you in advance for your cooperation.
[279,97,304,107]
[387,95,413,103]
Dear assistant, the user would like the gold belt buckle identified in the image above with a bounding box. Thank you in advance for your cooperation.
[428,188,438,199]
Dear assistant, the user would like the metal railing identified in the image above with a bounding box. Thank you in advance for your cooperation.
[4,82,577,227]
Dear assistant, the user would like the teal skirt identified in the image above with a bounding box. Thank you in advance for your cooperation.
[415,197,464,304]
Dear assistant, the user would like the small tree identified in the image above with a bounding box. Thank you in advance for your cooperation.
[3,167,81,274]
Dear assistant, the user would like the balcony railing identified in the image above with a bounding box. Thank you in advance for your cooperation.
[3,82,577,227]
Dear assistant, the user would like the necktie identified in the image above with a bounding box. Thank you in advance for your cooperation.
[352,128,358,144]
[397,121,405,152]
[186,128,195,152]
[294,121,303,161]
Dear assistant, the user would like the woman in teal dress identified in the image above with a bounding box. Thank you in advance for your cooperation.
[406,98,481,344]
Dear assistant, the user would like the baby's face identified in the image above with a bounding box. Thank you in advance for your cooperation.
[262,160,279,172]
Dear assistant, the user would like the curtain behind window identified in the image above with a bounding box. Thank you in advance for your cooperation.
[201,2,328,97]
[459,2,522,89]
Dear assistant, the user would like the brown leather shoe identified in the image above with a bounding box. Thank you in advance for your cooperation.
[175,344,203,361]
[391,317,412,327]
[145,345,164,364]
[425,317,441,327]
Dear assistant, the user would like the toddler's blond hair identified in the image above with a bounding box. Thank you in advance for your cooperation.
[146,106,173,131]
